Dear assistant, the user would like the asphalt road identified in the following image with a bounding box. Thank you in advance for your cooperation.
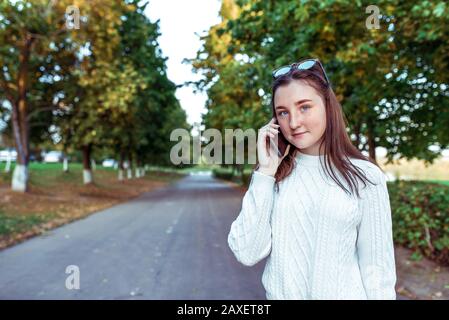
[0,172,266,300]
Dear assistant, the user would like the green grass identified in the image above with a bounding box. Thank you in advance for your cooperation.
[0,211,54,236]
[427,180,449,186]
[0,161,124,186]
[2,162,448,184]
[0,161,119,172]
[146,164,215,174]
[1,162,253,175]
[0,162,189,188]
[0,162,83,187]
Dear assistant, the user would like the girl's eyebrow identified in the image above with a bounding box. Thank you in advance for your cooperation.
[275,99,312,110]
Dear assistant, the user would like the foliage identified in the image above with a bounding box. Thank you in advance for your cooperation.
[388,180,449,265]
[191,0,449,165]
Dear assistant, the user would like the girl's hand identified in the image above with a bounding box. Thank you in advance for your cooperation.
[257,118,291,176]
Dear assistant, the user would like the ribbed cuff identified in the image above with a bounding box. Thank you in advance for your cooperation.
[251,170,275,193]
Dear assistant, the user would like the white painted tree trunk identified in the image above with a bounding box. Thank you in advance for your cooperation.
[83,169,93,184]
[12,164,28,192]
[63,158,69,172]
[5,154,11,173]
[127,168,132,179]
[135,167,141,178]
[118,169,124,181]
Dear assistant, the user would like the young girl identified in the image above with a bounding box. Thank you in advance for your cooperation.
[227,58,397,300]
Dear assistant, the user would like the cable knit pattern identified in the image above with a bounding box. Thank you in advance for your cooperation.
[227,151,397,300]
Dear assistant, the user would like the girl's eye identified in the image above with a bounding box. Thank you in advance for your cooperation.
[278,105,311,117]
[278,111,288,117]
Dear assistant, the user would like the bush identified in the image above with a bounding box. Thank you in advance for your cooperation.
[242,172,252,186]
[388,180,449,265]
[212,168,235,181]
[212,167,252,186]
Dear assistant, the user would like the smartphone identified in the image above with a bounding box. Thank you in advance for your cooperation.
[270,118,289,157]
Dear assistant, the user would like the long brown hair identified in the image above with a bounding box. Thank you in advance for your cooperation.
[256,61,382,199]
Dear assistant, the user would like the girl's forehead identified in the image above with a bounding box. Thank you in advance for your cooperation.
[274,82,320,104]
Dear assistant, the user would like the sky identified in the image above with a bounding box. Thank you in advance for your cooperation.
[144,0,222,126]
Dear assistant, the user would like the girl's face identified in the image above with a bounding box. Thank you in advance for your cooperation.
[274,80,327,156]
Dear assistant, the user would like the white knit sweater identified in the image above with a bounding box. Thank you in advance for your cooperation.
[228,151,397,300]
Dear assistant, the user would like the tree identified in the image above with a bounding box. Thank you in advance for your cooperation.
[206,0,449,164]
[189,0,262,175]
[0,0,80,191]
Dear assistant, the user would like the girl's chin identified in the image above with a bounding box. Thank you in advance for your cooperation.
[289,136,308,145]
[290,141,308,149]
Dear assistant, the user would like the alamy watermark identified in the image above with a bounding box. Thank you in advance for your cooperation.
[365,5,380,30]
[65,5,80,30]
[65,265,80,290]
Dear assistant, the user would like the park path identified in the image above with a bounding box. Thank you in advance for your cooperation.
[0,172,265,299]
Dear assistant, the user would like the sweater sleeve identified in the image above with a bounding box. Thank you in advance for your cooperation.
[227,170,276,267]
[356,164,397,300]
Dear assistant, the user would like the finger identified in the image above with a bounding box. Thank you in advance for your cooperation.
[263,127,276,135]
[261,127,271,138]
[269,138,276,157]
[260,124,271,131]
[268,132,279,146]
[265,139,271,157]
[263,119,274,129]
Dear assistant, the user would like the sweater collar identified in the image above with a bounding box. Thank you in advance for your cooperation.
[294,150,326,167]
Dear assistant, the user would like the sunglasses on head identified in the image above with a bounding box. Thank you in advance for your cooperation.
[272,58,330,86]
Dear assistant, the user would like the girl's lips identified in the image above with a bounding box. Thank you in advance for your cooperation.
[293,132,307,137]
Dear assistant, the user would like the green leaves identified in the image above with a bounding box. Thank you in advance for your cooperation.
[0,0,187,175]
[389,180,449,265]
[193,0,449,165]
[433,2,446,18]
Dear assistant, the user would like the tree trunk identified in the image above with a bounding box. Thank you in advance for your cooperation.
[63,157,69,172]
[127,153,133,179]
[366,119,377,164]
[82,144,93,184]
[239,164,244,183]
[118,151,125,181]
[5,153,11,173]
[135,159,141,178]
[12,164,28,192]
[11,34,35,192]
[354,122,361,149]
